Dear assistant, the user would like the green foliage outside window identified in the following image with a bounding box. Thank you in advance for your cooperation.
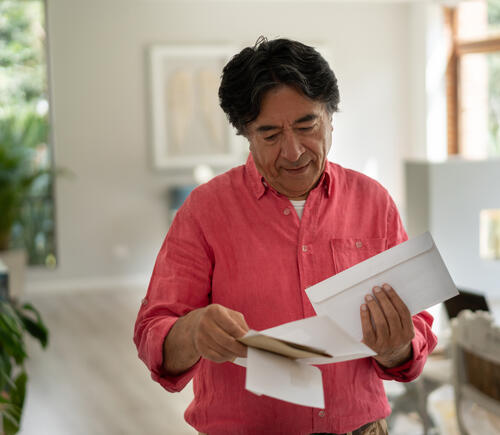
[488,1,500,156]
[0,0,57,267]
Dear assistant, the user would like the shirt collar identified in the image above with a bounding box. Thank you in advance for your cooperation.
[245,153,333,200]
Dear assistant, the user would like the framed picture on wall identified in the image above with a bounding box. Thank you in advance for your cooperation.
[149,45,241,169]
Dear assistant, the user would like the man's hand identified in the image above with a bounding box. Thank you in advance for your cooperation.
[163,304,249,375]
[360,284,414,368]
[191,304,249,363]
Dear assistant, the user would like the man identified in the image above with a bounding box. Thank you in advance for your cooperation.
[134,38,437,435]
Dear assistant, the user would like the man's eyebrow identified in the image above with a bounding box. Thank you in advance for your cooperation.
[294,113,318,124]
[255,124,279,133]
[254,113,319,133]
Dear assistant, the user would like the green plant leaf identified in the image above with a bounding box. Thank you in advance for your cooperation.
[0,351,13,392]
[17,303,49,348]
[18,316,48,349]
[1,371,27,435]
[11,372,27,412]
[0,302,27,363]
[2,403,22,435]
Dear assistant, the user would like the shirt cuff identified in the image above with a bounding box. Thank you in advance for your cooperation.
[371,332,436,382]
[146,316,201,393]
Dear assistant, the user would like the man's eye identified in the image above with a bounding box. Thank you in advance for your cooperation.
[299,126,313,131]
[264,133,278,141]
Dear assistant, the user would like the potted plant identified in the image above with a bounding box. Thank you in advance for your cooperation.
[0,110,51,434]
[0,111,55,299]
[0,293,48,434]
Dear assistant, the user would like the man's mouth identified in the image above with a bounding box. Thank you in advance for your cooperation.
[283,162,310,174]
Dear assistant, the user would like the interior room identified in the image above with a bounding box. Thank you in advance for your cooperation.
[1,0,500,434]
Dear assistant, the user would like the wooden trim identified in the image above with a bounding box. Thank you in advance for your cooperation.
[445,7,459,155]
[456,36,500,55]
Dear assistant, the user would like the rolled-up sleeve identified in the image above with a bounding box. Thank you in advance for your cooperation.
[371,311,437,382]
[133,194,213,392]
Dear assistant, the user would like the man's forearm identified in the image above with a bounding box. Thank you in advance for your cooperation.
[163,309,202,376]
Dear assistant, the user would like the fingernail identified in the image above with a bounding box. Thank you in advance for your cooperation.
[383,284,391,291]
[361,304,367,311]
[365,294,373,302]
[373,286,382,293]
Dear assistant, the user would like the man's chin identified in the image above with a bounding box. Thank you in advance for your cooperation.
[278,185,311,200]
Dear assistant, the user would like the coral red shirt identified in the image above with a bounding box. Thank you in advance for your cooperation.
[134,155,437,435]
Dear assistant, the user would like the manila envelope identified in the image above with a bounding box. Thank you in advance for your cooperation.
[305,232,458,341]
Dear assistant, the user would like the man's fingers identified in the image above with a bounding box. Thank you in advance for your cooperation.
[360,284,415,367]
[208,305,248,338]
[360,304,376,349]
[209,323,248,357]
[202,339,237,363]
[364,293,389,340]
[197,325,247,361]
[195,304,249,363]
[372,286,403,334]
[227,310,250,335]
[382,284,413,331]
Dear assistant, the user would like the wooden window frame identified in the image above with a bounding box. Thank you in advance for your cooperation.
[445,6,500,155]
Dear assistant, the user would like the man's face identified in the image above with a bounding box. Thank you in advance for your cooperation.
[246,85,333,200]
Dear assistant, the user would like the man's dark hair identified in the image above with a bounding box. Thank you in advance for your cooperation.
[219,37,340,136]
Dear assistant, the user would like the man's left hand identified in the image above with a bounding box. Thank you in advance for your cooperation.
[360,284,415,368]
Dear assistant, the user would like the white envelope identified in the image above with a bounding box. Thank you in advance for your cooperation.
[306,232,459,341]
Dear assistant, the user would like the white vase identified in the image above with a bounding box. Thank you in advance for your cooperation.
[0,249,27,301]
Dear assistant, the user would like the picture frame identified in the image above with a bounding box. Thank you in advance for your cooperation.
[149,45,240,169]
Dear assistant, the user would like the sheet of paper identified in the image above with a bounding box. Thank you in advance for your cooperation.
[306,232,459,341]
[259,315,375,363]
[245,347,325,409]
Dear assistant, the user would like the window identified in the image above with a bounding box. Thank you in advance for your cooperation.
[446,0,500,158]
[480,209,500,259]
[0,0,57,267]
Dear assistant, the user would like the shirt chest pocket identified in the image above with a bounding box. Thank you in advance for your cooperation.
[330,238,387,274]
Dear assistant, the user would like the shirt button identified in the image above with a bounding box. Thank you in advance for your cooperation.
[283,208,291,216]
[302,245,308,252]
[141,298,148,306]
[318,410,325,417]
[356,241,363,248]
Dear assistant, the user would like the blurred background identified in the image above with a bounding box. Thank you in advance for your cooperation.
[1,0,500,434]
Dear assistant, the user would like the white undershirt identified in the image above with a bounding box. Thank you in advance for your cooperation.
[290,199,306,220]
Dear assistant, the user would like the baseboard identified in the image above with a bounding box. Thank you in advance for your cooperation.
[25,273,150,295]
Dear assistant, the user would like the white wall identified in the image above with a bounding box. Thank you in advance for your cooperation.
[406,159,500,296]
[28,0,414,292]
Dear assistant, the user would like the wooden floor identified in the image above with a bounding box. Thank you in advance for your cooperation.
[19,288,196,435]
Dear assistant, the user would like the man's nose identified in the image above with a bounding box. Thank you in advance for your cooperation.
[280,131,305,162]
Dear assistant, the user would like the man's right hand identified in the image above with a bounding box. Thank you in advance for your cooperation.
[191,304,249,363]
[163,304,249,375]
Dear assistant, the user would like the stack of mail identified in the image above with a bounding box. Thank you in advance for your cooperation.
[235,232,459,408]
